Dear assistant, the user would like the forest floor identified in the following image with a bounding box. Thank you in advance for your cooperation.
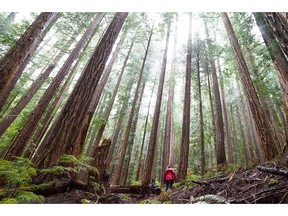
[42,155,288,204]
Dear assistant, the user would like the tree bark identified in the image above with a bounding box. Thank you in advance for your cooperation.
[36,13,128,168]
[113,26,153,185]
[217,60,234,164]
[4,13,105,161]
[0,32,77,138]
[0,13,59,108]
[136,77,157,181]
[79,30,128,156]
[254,12,288,148]
[85,33,131,155]
[222,12,279,161]
[177,13,192,180]
[262,13,288,58]
[204,19,226,167]
[195,38,205,175]
[162,18,178,179]
[144,21,170,184]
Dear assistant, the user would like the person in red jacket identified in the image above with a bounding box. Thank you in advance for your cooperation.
[164,165,176,191]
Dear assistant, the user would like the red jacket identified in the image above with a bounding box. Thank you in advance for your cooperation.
[164,168,176,181]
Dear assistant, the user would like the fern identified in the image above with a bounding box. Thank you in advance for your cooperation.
[40,165,72,175]
[15,191,44,204]
[59,154,99,174]
[0,157,36,188]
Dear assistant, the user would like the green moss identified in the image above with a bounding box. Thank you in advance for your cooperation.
[0,198,18,204]
[268,178,278,187]
[81,199,92,204]
[131,181,142,186]
[119,194,131,201]
[140,199,161,204]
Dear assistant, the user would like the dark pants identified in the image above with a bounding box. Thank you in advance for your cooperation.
[165,180,174,191]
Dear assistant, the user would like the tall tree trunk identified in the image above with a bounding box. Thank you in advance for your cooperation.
[254,12,288,148]
[0,13,59,109]
[0,33,77,137]
[262,13,288,58]
[162,18,178,179]
[144,21,170,184]
[235,104,249,165]
[79,30,128,155]
[36,13,128,168]
[107,80,133,173]
[222,12,279,161]
[205,60,215,168]
[0,65,55,137]
[4,13,105,161]
[195,39,205,175]
[113,26,153,185]
[86,35,132,155]
[204,19,226,167]
[229,105,239,164]
[136,77,157,181]
[122,82,146,185]
[177,13,192,180]
[217,60,234,164]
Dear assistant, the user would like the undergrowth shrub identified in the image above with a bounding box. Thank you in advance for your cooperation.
[0,157,44,203]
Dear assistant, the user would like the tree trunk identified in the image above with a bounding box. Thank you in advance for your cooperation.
[0,13,59,108]
[222,12,279,161]
[195,38,205,175]
[4,13,105,161]
[177,13,192,180]
[254,12,288,148]
[204,19,226,167]
[262,13,288,58]
[0,65,55,137]
[235,104,249,165]
[36,13,127,168]
[144,21,170,184]
[0,32,77,137]
[113,26,153,185]
[236,78,254,162]
[162,18,178,179]
[136,77,157,181]
[79,30,128,156]
[217,60,234,164]
[87,37,133,153]
[107,74,137,174]
[121,82,146,185]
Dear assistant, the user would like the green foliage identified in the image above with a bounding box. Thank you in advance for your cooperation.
[140,199,161,204]
[268,178,278,187]
[59,154,98,175]
[15,191,44,204]
[0,157,44,203]
[81,199,92,204]
[173,174,202,188]
[40,165,72,175]
[131,180,142,186]
[118,194,131,201]
[0,157,36,189]
[0,198,18,204]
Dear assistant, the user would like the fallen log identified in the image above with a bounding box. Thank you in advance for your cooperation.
[109,185,151,194]
[257,165,288,177]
